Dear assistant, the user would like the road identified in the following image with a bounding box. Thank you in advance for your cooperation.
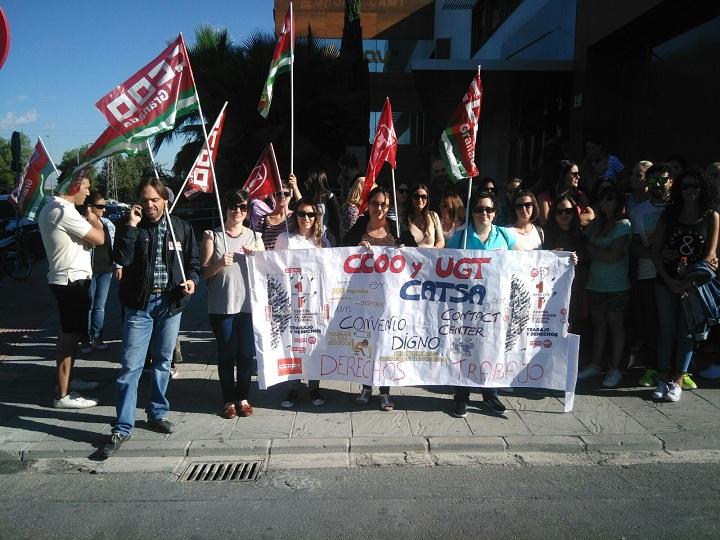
[1,459,719,539]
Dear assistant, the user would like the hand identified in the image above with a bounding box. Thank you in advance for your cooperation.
[114,268,123,280]
[220,252,235,266]
[242,246,255,256]
[570,252,579,266]
[85,208,100,227]
[128,205,142,227]
[180,280,196,296]
[288,173,297,190]
[359,241,371,249]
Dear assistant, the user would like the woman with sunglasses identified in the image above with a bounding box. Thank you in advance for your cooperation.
[577,187,631,388]
[405,184,444,248]
[201,189,264,419]
[80,191,119,354]
[343,187,416,411]
[507,189,544,250]
[275,199,329,408]
[257,180,294,251]
[446,190,516,417]
[545,195,588,334]
[439,192,466,243]
[651,170,719,402]
[538,160,594,227]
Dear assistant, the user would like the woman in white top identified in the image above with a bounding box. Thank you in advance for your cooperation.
[405,184,444,248]
[439,192,466,243]
[274,199,329,408]
[201,189,264,420]
[507,189,544,250]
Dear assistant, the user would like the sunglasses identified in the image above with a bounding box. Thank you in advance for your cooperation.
[273,191,291,198]
[515,202,533,210]
[296,210,317,219]
[646,175,670,185]
[555,208,575,216]
[682,183,700,190]
[229,203,248,211]
[92,204,106,210]
[569,172,581,178]
[413,193,428,201]
[473,206,496,215]
[369,201,389,209]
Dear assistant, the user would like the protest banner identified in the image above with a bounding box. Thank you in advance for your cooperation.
[248,247,579,411]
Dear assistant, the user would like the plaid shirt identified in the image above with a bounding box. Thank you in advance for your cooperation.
[152,217,168,289]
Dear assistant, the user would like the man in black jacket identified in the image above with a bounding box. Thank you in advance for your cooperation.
[101,178,199,458]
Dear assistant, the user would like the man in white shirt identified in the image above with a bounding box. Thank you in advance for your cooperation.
[38,173,106,408]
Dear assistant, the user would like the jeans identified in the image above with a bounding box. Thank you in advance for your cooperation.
[89,271,113,341]
[454,387,498,403]
[113,292,182,436]
[655,282,694,375]
[363,384,389,395]
[209,312,255,403]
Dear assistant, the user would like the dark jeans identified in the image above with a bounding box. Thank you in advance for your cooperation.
[209,312,254,403]
[630,277,658,367]
[454,386,498,403]
[363,384,389,395]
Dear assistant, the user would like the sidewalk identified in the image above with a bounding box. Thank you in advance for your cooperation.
[2,262,720,464]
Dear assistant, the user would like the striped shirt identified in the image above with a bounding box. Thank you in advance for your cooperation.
[152,217,168,289]
[261,216,288,251]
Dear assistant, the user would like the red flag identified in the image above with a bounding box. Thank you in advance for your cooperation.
[183,102,228,199]
[10,138,55,220]
[439,66,483,182]
[242,143,283,200]
[95,34,198,143]
[360,98,397,213]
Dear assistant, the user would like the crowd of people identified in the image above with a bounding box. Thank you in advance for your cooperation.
[35,144,720,457]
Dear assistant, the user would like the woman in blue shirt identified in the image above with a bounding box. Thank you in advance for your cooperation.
[447,190,518,418]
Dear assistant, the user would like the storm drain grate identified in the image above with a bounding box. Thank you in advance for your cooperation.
[179,460,262,482]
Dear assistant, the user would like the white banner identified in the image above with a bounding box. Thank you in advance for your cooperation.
[248,247,579,410]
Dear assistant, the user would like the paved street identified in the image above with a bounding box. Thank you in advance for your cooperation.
[2,261,720,465]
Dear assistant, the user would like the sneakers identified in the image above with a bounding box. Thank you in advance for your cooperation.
[483,395,507,414]
[100,432,131,459]
[93,340,109,351]
[53,392,99,409]
[238,401,253,417]
[639,369,657,387]
[602,369,622,388]
[652,381,668,400]
[699,363,720,379]
[355,387,371,405]
[681,373,697,390]
[379,394,395,411]
[280,389,298,408]
[222,402,237,419]
[665,381,682,402]
[147,418,176,434]
[451,400,468,418]
[79,342,93,354]
[577,364,601,380]
[310,389,326,407]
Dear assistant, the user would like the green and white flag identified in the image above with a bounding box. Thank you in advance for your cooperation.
[258,4,294,118]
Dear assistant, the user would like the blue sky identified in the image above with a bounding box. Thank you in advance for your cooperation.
[0,0,276,168]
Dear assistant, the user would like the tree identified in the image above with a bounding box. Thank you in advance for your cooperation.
[96,152,167,202]
[58,145,98,187]
[0,133,31,193]
[153,23,369,194]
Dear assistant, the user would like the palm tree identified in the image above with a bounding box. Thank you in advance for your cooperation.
[155,24,368,195]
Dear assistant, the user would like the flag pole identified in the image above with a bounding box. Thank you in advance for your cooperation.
[145,140,188,283]
[390,168,400,239]
[180,33,228,252]
[289,0,295,176]
[462,177,473,249]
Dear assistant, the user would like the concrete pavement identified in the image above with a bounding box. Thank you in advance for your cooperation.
[2,262,720,465]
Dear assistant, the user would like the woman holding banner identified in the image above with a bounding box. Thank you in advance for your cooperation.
[446,190,516,418]
[201,189,264,419]
[275,199,329,408]
[344,187,417,411]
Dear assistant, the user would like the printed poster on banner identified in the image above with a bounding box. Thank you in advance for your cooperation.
[248,248,579,410]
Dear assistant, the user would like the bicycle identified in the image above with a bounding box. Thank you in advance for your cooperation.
[0,228,33,281]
